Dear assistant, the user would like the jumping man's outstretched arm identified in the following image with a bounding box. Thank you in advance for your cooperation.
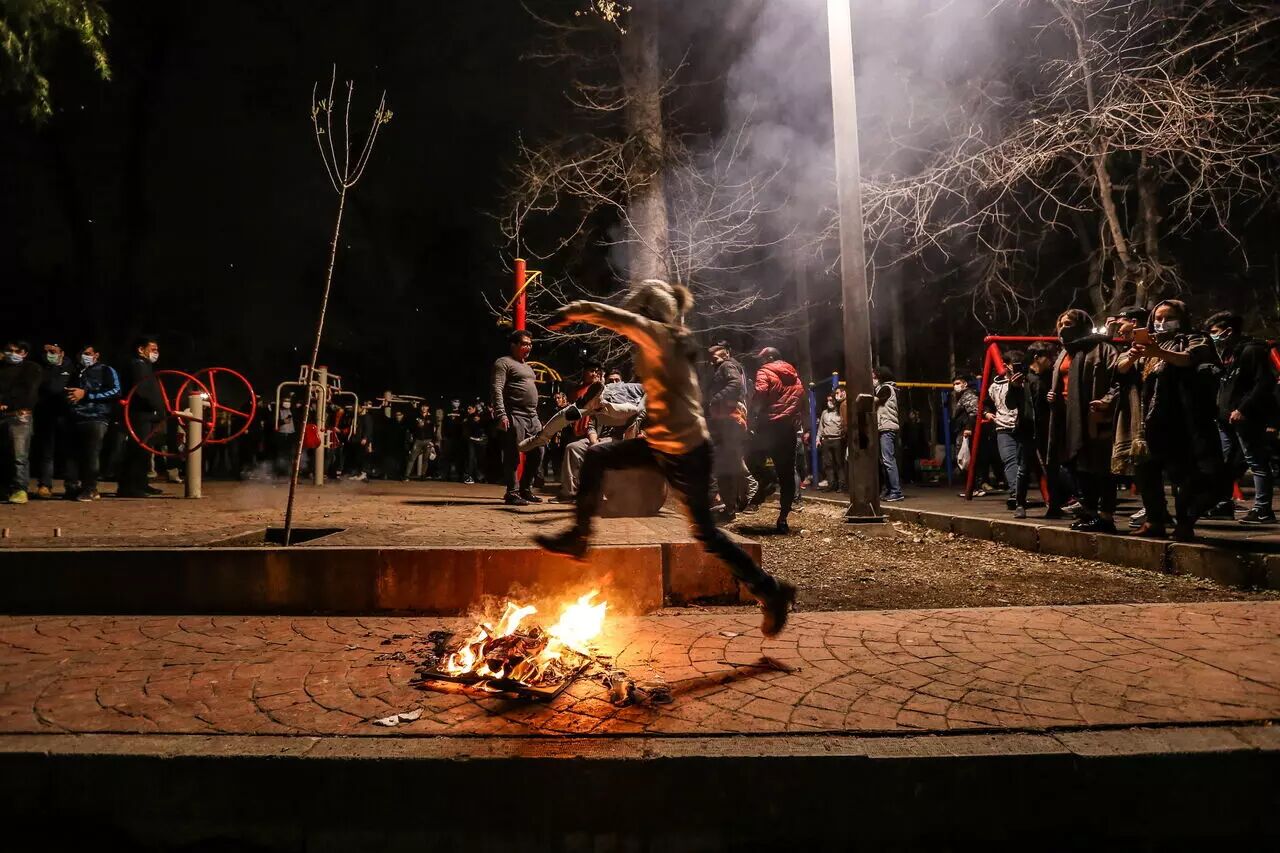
[550,301,662,361]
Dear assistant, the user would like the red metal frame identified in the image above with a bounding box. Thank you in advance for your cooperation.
[122,369,213,458]
[963,336,1060,501]
[176,367,258,447]
[514,258,527,332]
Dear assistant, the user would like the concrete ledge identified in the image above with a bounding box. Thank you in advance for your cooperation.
[914,510,954,534]
[1096,534,1170,572]
[0,545,666,615]
[1038,526,1099,561]
[2,727,1276,847]
[991,520,1041,552]
[1168,544,1264,588]
[951,515,995,542]
[663,538,756,605]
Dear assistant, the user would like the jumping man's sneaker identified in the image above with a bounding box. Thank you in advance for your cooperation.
[8,490,28,505]
[758,579,798,637]
[1239,508,1277,526]
[534,530,589,563]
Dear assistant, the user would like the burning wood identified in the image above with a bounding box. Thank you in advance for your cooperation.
[418,591,607,698]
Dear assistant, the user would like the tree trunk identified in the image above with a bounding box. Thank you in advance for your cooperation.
[619,1,669,285]
[1135,150,1160,306]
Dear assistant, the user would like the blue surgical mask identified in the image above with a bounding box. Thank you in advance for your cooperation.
[4,352,23,364]
[80,354,96,367]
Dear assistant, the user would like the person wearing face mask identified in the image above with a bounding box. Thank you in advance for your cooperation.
[706,344,748,515]
[31,343,74,498]
[987,350,1026,514]
[1205,311,1277,524]
[1118,300,1222,540]
[1013,342,1062,518]
[1101,306,1161,530]
[872,366,905,502]
[950,374,979,478]
[0,341,43,504]
[117,336,166,498]
[817,393,846,492]
[63,346,120,501]
[1047,309,1118,532]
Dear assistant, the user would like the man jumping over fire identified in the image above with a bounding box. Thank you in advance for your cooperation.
[533,279,798,637]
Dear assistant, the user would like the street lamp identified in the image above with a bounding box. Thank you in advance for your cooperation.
[826,0,882,522]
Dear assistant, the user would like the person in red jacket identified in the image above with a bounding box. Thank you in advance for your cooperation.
[752,347,804,533]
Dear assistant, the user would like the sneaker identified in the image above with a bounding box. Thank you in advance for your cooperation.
[166,469,184,484]
[776,517,790,534]
[1203,500,1238,520]
[1043,507,1066,520]
[758,579,798,638]
[462,476,474,485]
[534,530,589,562]
[1131,522,1168,539]
[1012,507,1027,519]
[518,490,543,504]
[7,490,28,505]
[77,489,101,502]
[144,485,164,496]
[817,480,829,489]
[353,472,368,481]
[1239,508,1277,526]
[1128,508,1148,529]
[503,492,528,506]
[1063,501,1084,515]
[883,493,906,502]
[34,485,53,500]
[553,495,577,504]
[1073,517,1117,534]
[1006,498,1017,511]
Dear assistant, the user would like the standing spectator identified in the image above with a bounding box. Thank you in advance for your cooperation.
[440,399,463,481]
[872,366,905,502]
[1014,341,1060,518]
[1048,309,1118,532]
[63,345,120,501]
[987,352,1025,512]
[706,344,748,517]
[32,342,74,498]
[540,392,569,486]
[463,402,489,484]
[1102,306,1155,528]
[404,403,435,480]
[951,375,979,478]
[751,346,804,533]
[491,329,545,505]
[1207,311,1277,524]
[0,341,42,503]
[117,336,165,498]
[274,396,297,477]
[817,393,845,491]
[1121,300,1221,540]
[349,402,376,481]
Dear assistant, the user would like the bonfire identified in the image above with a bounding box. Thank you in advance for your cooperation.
[420,591,607,698]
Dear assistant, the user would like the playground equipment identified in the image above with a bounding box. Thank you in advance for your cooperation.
[122,366,257,498]
[274,365,359,486]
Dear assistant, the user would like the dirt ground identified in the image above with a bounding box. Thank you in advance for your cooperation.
[726,501,1280,612]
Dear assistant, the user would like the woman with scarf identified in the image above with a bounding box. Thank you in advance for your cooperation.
[1047,309,1118,532]
[1119,300,1222,540]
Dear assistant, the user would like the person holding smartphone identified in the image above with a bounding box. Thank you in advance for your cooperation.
[988,351,1027,515]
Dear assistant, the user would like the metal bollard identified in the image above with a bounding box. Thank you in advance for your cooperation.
[186,393,203,499]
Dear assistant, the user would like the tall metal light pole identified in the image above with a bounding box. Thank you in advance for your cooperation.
[826,0,882,522]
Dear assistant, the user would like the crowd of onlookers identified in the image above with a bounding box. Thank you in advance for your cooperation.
[5,300,1274,544]
[955,303,1279,540]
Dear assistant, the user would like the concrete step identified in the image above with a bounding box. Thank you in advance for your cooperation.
[4,726,1277,849]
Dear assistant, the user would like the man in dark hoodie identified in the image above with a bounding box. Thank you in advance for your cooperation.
[118,336,166,498]
[752,347,804,533]
[1206,311,1277,524]
[32,342,74,499]
[64,345,120,501]
[0,340,44,504]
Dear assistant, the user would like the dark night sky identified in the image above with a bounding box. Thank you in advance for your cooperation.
[2,1,583,402]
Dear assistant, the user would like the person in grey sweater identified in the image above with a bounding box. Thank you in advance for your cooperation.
[534,279,797,637]
[491,329,545,505]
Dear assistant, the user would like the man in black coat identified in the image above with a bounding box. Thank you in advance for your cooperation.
[706,343,747,519]
[1207,311,1278,524]
[32,342,74,498]
[0,340,44,503]
[117,336,166,498]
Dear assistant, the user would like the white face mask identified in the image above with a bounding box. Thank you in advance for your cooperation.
[953,383,966,393]
[80,353,96,367]
[1153,319,1180,334]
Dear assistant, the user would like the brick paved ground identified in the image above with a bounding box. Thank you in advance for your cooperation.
[2,601,1276,737]
[0,480,695,549]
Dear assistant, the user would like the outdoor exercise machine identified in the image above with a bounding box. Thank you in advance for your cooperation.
[274,365,359,486]
[122,366,257,499]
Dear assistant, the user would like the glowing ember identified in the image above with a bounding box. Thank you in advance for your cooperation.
[435,591,607,692]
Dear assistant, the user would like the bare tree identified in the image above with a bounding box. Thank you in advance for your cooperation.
[860,0,1280,318]
[283,68,391,545]
[497,1,801,357]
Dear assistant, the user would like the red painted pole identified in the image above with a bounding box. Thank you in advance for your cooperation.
[514,258,527,332]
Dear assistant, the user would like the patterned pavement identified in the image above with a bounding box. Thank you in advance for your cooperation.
[1,601,1277,738]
